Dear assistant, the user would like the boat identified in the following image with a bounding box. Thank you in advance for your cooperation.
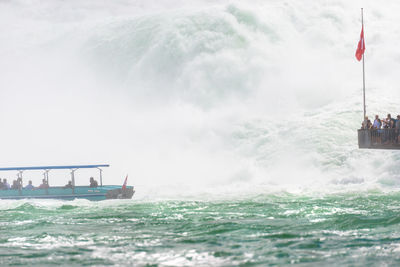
[0,164,135,200]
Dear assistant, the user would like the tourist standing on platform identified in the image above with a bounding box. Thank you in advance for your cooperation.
[387,114,396,128]
[373,115,381,129]
[395,115,400,143]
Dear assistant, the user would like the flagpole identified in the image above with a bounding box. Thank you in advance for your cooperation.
[362,8,366,122]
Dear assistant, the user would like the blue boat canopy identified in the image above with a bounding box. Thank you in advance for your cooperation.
[0,164,110,171]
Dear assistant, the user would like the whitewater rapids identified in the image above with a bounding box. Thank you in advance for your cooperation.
[1,0,400,198]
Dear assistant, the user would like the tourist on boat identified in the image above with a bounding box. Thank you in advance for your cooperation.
[17,177,22,189]
[0,180,3,190]
[25,180,34,190]
[2,179,10,190]
[89,177,98,188]
[38,179,49,189]
[11,180,19,190]
[64,181,73,189]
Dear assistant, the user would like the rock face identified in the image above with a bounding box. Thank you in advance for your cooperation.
[106,187,135,199]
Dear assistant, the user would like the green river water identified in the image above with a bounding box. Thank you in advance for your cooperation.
[1,192,400,266]
[2,0,400,266]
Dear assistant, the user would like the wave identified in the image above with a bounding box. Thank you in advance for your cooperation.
[1,0,400,197]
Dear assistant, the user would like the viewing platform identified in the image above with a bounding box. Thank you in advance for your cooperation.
[358,129,400,150]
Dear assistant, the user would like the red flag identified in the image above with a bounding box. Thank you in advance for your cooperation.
[122,175,128,190]
[355,26,365,61]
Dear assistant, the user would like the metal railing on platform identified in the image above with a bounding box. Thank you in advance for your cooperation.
[358,128,400,149]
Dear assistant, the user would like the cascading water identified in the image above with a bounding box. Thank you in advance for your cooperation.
[4,1,400,266]
[2,0,400,197]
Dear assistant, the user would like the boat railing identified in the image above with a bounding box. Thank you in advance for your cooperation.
[358,128,400,149]
[0,164,110,194]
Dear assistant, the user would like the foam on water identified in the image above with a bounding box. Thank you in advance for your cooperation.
[1,0,400,198]
[2,193,400,265]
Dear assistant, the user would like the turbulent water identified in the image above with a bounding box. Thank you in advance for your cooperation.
[2,0,400,266]
[2,194,400,266]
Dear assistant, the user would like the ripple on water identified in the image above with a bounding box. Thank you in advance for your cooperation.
[0,194,400,265]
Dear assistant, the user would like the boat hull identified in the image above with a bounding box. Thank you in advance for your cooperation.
[0,185,134,201]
